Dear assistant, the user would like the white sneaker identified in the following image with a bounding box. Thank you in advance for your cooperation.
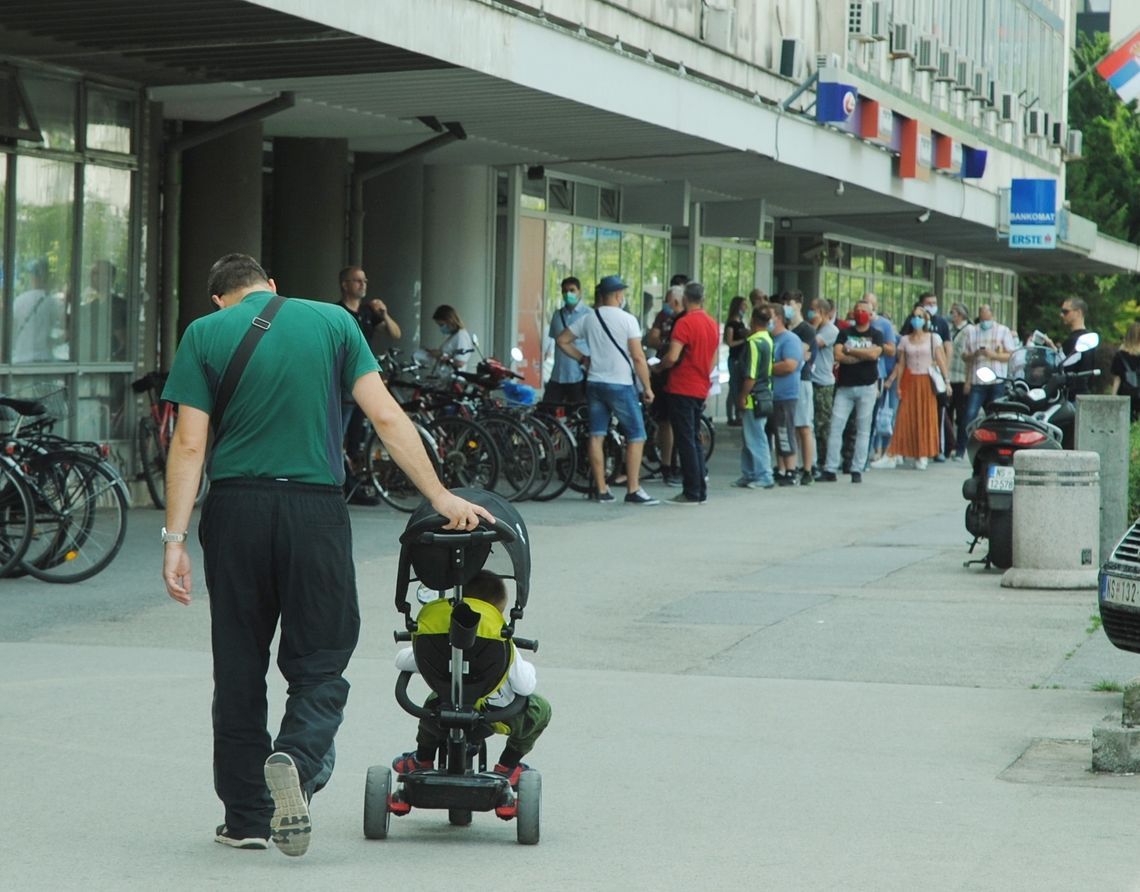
[869,456,899,470]
[264,752,311,857]
[916,457,929,470]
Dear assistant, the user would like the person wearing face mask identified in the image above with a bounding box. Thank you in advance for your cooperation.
[542,276,590,405]
[871,306,950,470]
[429,305,476,371]
[810,298,839,477]
[819,299,883,483]
[918,291,953,462]
[961,304,1015,424]
[723,296,749,426]
[768,298,805,486]
[946,302,974,460]
[646,285,686,484]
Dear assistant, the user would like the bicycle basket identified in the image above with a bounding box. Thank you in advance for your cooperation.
[13,382,68,423]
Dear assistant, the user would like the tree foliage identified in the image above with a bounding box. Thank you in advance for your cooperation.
[1018,32,1140,349]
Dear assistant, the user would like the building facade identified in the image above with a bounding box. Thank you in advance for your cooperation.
[0,0,1134,486]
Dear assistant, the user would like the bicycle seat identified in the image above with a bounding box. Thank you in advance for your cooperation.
[0,397,46,416]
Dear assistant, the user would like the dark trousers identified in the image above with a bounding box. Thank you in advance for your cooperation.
[668,394,706,500]
[201,479,360,837]
[950,382,968,457]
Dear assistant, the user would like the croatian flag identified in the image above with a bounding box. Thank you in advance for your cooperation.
[1097,30,1140,104]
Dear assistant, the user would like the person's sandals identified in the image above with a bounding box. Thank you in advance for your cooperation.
[264,752,311,857]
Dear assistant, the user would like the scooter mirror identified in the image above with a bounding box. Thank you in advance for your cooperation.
[510,346,524,362]
[976,367,997,385]
[470,333,479,346]
[1074,332,1100,352]
[1061,351,1082,368]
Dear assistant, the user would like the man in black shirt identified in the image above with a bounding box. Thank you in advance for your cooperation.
[1044,296,1097,395]
[819,298,884,484]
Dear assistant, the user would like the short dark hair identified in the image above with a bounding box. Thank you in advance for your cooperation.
[208,253,269,299]
[784,290,804,305]
[1066,296,1089,317]
[465,569,508,612]
[561,276,580,291]
[751,306,772,327]
[683,281,705,303]
[339,265,363,284]
[919,291,937,303]
[669,273,690,287]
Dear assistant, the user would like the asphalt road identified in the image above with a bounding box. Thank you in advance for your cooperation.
[3,427,1138,891]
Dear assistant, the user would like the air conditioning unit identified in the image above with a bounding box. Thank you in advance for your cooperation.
[780,38,804,78]
[816,52,842,72]
[914,35,937,71]
[891,22,914,58]
[987,78,1000,108]
[1050,120,1065,147]
[1026,108,1047,138]
[935,47,957,82]
[954,58,973,91]
[1066,128,1083,160]
[999,91,1017,122]
[972,66,989,99]
[848,1,886,42]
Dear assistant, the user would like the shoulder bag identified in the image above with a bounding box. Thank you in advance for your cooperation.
[927,335,949,408]
[746,337,774,418]
[594,308,645,393]
[211,294,286,445]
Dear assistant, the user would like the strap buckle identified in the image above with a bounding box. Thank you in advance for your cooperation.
[252,316,272,331]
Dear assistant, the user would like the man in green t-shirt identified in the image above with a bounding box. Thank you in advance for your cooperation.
[160,253,491,857]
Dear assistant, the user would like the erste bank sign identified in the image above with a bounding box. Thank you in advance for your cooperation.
[1008,178,1057,250]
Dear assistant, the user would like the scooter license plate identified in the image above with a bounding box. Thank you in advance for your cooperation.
[986,465,1015,493]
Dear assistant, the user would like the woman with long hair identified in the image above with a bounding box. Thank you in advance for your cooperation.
[429,304,476,370]
[723,296,748,426]
[871,304,950,470]
[1111,321,1140,422]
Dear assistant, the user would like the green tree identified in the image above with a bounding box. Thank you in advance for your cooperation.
[1018,32,1140,350]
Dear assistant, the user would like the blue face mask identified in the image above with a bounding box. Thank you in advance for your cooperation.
[783,305,795,321]
[767,321,776,332]
[911,317,925,331]
[980,319,994,331]
[438,323,452,336]
[563,291,579,306]
[806,310,817,322]
[661,305,674,317]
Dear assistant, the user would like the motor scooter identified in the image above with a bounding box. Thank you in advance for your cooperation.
[963,333,1099,570]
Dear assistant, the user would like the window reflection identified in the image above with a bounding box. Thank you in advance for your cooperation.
[79,166,131,362]
[13,156,74,363]
[86,90,134,154]
[21,76,76,152]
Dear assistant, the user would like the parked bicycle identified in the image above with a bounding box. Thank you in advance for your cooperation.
[133,371,208,510]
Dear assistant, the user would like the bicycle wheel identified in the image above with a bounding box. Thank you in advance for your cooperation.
[138,416,207,509]
[513,413,555,501]
[699,414,716,462]
[530,413,575,502]
[22,453,128,583]
[478,413,538,502]
[366,423,443,513]
[424,416,499,492]
[0,461,34,578]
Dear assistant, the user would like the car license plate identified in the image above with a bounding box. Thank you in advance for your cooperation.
[1101,574,1140,606]
[986,465,1015,493]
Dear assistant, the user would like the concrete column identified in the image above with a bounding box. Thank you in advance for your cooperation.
[271,137,347,302]
[360,155,424,349]
[177,122,263,334]
[1076,395,1132,561]
[421,166,494,354]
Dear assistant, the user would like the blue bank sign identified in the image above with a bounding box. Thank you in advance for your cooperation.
[1009,178,1057,250]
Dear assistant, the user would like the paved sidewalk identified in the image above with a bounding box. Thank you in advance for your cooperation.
[3,427,1138,890]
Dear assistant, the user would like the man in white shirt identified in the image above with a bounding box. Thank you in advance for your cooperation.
[962,304,1015,423]
[556,275,658,505]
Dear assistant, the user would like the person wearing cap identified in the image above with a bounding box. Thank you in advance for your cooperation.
[556,275,658,506]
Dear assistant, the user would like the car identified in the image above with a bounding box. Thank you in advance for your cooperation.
[1099,522,1140,653]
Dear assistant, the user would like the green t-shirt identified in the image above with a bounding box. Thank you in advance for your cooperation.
[162,291,379,485]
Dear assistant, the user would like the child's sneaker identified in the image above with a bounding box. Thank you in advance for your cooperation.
[214,825,269,850]
[391,752,433,774]
[493,761,529,787]
[263,752,311,857]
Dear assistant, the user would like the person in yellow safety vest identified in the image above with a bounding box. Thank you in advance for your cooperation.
[734,304,776,490]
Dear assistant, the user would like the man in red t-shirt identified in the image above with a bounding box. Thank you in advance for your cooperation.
[658,282,721,504]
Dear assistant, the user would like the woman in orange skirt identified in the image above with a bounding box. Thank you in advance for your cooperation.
[871,306,950,470]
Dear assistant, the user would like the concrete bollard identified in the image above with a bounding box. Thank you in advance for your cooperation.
[1093,677,1140,773]
[1001,450,1100,589]
[1076,395,1132,563]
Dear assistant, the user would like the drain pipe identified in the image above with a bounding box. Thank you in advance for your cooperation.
[350,121,466,265]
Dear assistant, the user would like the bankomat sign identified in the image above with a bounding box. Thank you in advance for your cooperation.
[1009,178,1057,250]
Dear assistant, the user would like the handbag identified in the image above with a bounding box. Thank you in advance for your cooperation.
[594,307,645,394]
[1122,351,1140,392]
[928,336,949,408]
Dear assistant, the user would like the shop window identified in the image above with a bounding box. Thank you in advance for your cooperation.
[78,166,131,362]
[600,187,619,222]
[597,227,621,278]
[642,235,667,311]
[548,178,573,214]
[13,155,74,363]
[21,75,75,152]
[572,224,597,287]
[620,233,645,324]
[86,89,134,154]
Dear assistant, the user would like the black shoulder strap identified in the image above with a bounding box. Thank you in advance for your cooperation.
[211,294,286,439]
[594,307,636,381]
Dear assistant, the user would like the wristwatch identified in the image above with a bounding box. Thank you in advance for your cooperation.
[161,527,188,544]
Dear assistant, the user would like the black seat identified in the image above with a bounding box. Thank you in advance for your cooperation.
[0,397,46,417]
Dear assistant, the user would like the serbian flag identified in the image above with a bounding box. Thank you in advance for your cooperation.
[1097,30,1140,104]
